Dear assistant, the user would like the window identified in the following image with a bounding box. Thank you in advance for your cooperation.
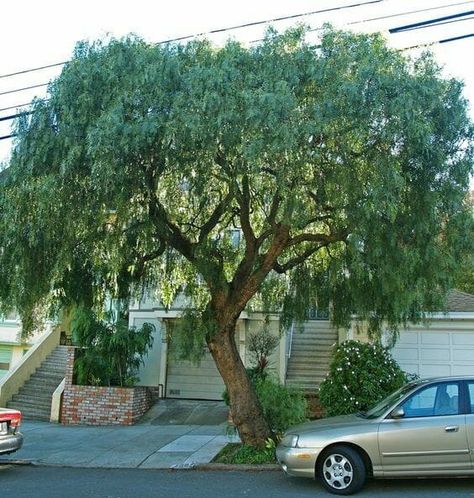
[468,383,474,414]
[401,382,459,418]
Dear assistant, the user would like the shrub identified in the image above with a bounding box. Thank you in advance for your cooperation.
[247,326,279,376]
[254,376,307,434]
[319,340,408,417]
[223,325,306,435]
[72,306,154,387]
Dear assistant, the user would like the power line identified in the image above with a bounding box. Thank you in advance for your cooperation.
[1,1,472,105]
[401,31,474,50]
[251,2,474,42]
[440,31,474,42]
[402,14,474,31]
[0,111,32,122]
[390,9,474,33]
[0,100,49,113]
[346,0,474,27]
[159,0,385,43]
[0,61,67,80]
[1,2,474,131]
[0,28,472,142]
[0,134,15,141]
[0,83,48,97]
[0,0,384,82]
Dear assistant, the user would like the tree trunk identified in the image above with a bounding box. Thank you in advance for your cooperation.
[207,319,273,447]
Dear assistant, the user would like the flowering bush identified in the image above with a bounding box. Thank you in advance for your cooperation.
[319,340,409,416]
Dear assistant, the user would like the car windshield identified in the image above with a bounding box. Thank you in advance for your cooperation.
[362,382,418,419]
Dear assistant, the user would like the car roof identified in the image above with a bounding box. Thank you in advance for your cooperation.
[415,375,474,384]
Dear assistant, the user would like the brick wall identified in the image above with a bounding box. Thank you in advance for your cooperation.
[61,347,160,425]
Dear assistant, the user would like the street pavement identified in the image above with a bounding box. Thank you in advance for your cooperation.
[0,399,242,469]
[1,466,473,498]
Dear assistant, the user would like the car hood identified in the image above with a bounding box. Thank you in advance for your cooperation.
[285,414,374,436]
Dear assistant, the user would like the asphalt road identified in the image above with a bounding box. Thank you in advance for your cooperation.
[1,465,474,497]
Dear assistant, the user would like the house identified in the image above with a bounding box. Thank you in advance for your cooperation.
[389,290,474,378]
[129,292,286,400]
[0,312,38,379]
[130,289,474,400]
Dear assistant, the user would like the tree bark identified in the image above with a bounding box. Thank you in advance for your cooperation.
[207,318,273,447]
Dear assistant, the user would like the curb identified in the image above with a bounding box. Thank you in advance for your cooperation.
[0,459,33,466]
[195,463,280,472]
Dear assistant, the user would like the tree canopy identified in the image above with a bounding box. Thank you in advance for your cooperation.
[0,27,473,444]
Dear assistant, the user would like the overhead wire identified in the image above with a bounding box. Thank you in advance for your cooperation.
[398,15,474,32]
[1,1,472,100]
[0,83,48,97]
[389,9,474,33]
[1,1,474,140]
[0,0,385,82]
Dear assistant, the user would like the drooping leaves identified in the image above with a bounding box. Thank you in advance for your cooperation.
[0,27,472,341]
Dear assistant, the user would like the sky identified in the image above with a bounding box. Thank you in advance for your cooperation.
[1,0,473,177]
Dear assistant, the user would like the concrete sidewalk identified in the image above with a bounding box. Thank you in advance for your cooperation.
[0,400,239,469]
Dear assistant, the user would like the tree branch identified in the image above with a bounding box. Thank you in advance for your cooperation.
[198,191,234,243]
[288,229,348,247]
[148,196,196,262]
[273,244,325,273]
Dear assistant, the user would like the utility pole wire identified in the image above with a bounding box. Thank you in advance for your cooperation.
[390,9,474,33]
[0,83,48,97]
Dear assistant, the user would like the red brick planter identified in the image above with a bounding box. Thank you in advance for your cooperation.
[61,347,159,425]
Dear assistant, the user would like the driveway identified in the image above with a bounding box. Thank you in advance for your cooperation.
[0,399,237,469]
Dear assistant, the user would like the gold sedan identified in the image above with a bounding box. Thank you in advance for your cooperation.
[276,376,474,495]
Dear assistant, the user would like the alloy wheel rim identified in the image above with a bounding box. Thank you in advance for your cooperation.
[323,453,353,490]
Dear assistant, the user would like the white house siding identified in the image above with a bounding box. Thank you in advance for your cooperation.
[0,318,39,378]
[131,313,164,389]
[391,316,474,378]
[0,345,13,378]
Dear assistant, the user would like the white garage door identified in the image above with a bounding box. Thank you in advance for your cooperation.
[391,320,474,378]
[166,352,225,400]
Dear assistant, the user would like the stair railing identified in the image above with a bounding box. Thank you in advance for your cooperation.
[284,321,295,381]
[286,321,295,360]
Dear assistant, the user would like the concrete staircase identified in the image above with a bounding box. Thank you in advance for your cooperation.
[286,320,338,393]
[7,345,68,421]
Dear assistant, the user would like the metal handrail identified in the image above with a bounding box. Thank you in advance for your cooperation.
[287,321,295,359]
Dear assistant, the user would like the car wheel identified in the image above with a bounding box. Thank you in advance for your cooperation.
[318,445,366,495]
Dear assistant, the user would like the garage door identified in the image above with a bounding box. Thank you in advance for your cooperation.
[166,350,225,400]
[391,321,474,378]
[0,345,13,378]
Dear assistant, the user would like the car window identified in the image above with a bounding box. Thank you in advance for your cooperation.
[468,383,474,414]
[400,382,459,418]
[365,382,417,419]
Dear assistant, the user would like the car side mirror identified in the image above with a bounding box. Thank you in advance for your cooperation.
[390,407,405,419]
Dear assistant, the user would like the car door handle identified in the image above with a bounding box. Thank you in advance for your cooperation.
[445,426,459,433]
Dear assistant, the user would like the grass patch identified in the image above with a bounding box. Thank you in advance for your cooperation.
[212,443,276,464]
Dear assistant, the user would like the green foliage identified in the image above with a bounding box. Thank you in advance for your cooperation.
[0,25,472,446]
[223,370,307,434]
[0,27,471,341]
[72,306,154,387]
[247,325,279,375]
[212,442,276,464]
[319,340,409,416]
[254,376,307,434]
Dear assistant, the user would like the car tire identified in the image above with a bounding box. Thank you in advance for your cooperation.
[317,445,366,495]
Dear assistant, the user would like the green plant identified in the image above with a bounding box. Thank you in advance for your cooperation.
[254,375,307,434]
[247,326,279,376]
[212,442,276,464]
[319,340,409,416]
[223,325,305,436]
[72,306,154,387]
